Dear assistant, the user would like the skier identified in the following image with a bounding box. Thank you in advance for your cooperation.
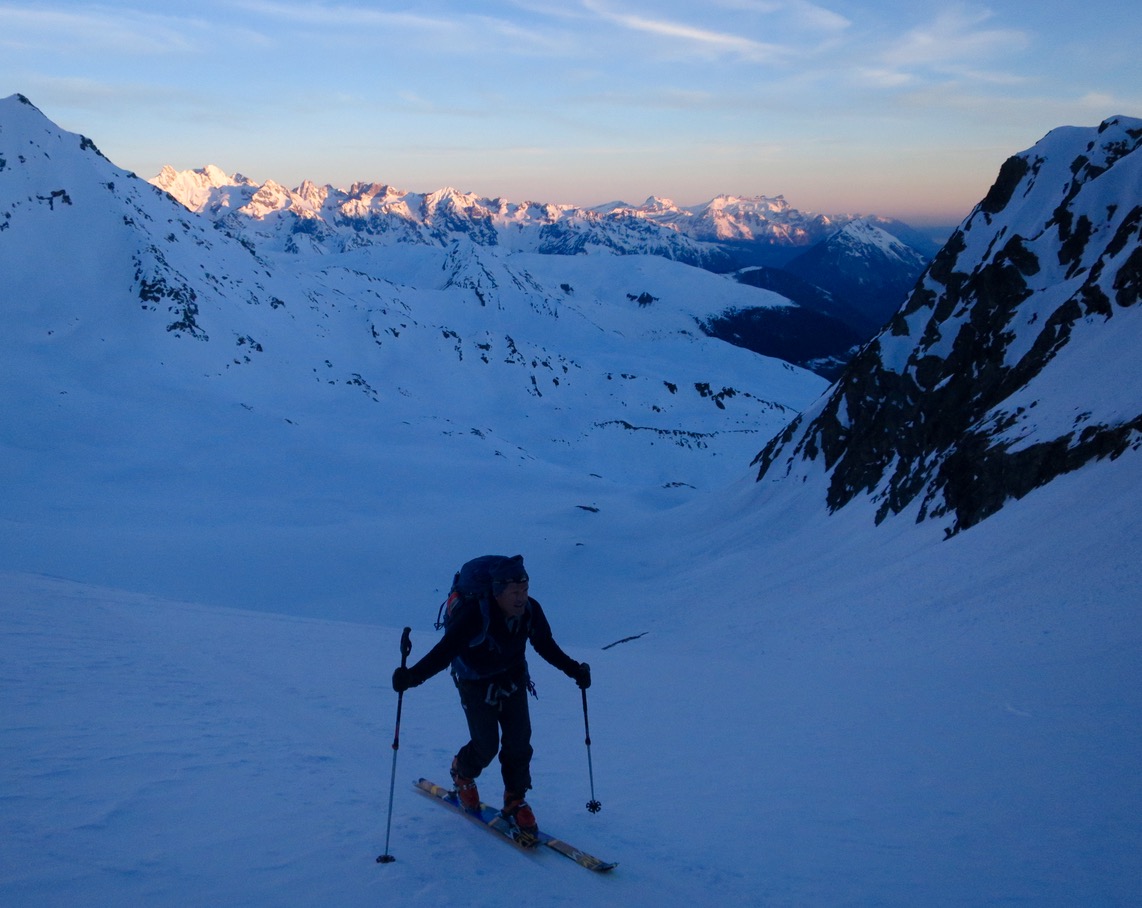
[392,554,591,836]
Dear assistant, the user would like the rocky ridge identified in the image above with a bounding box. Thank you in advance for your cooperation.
[752,115,1142,536]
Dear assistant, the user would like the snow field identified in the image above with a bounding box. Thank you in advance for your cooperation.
[3,446,1139,906]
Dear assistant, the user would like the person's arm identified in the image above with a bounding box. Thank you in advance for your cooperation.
[392,602,479,690]
[528,600,591,688]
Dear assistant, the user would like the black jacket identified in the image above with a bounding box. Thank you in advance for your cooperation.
[406,596,579,687]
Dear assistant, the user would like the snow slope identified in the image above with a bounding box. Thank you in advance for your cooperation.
[3,447,1139,907]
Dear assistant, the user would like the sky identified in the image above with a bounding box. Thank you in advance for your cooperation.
[2,1,1140,225]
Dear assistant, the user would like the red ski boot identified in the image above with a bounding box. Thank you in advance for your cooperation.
[450,758,480,811]
[502,791,539,840]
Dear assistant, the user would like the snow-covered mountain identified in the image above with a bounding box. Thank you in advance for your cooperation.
[153,163,936,269]
[694,220,930,379]
[151,165,935,375]
[783,218,932,331]
[584,193,836,245]
[3,95,1141,908]
[0,92,826,611]
[151,164,733,267]
[753,115,1142,536]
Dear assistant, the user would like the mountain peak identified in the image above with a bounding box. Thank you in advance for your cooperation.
[828,218,923,261]
[753,114,1142,536]
[3,92,41,113]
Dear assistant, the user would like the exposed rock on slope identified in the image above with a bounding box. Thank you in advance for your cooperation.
[753,116,1142,536]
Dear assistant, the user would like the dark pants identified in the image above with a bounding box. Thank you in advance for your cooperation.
[454,678,533,796]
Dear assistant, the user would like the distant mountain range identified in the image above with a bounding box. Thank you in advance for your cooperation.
[153,163,943,260]
[151,164,936,376]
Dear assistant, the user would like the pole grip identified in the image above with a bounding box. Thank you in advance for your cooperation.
[400,626,412,666]
[392,628,412,752]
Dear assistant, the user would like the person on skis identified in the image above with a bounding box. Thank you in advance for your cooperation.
[391,554,591,837]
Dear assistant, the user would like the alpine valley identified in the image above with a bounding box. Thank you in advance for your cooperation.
[2,93,1140,908]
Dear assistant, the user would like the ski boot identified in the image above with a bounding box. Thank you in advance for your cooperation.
[502,791,539,845]
[450,758,480,812]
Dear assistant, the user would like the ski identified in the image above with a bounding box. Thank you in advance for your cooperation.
[414,778,617,873]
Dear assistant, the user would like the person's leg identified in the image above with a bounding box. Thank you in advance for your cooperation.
[454,681,501,780]
[498,687,534,797]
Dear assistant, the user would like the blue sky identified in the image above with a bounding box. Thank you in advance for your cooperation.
[2,1,1139,224]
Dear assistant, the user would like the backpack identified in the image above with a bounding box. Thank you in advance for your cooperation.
[434,555,509,636]
[435,555,531,681]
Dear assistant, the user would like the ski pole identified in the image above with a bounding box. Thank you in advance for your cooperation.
[581,686,602,814]
[377,626,412,864]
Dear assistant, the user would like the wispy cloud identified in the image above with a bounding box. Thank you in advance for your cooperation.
[229,0,570,57]
[229,0,456,32]
[581,0,791,62]
[857,67,915,90]
[877,6,1029,83]
[0,4,211,54]
[711,0,851,34]
[572,86,719,111]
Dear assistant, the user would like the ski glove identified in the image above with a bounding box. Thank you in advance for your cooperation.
[573,661,591,690]
[392,666,414,693]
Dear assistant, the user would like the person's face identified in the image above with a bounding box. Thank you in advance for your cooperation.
[494,581,529,618]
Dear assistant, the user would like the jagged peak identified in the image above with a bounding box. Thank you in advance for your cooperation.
[425,185,476,204]
[295,179,328,208]
[202,164,234,186]
[345,180,396,199]
[154,164,242,187]
[703,194,792,213]
[828,218,918,256]
[253,177,289,193]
